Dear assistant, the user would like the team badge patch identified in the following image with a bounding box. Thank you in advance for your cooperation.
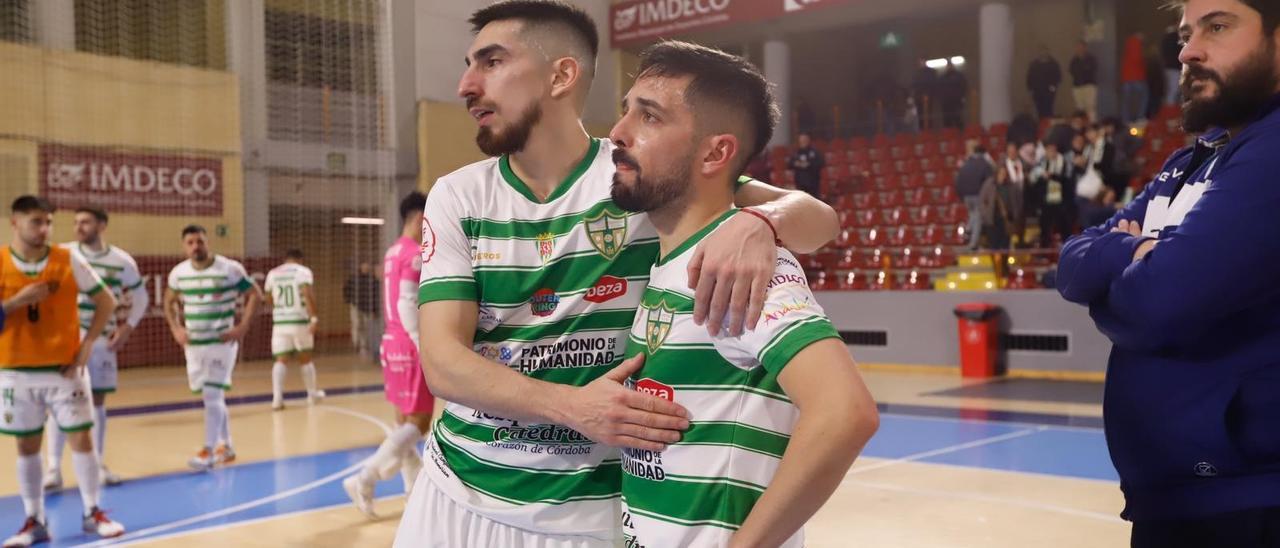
[644,301,676,354]
[536,232,555,264]
[584,210,628,260]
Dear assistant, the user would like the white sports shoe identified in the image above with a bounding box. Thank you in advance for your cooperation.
[343,475,376,518]
[42,469,61,491]
[3,517,49,547]
[82,507,125,539]
[307,389,326,406]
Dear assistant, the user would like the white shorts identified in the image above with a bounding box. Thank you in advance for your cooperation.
[86,338,118,393]
[394,472,619,548]
[0,369,94,436]
[271,324,315,357]
[184,342,239,393]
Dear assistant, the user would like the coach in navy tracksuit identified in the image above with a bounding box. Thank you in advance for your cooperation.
[1057,1,1280,546]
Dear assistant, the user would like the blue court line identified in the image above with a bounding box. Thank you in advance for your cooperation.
[102,383,1104,430]
[0,414,1117,546]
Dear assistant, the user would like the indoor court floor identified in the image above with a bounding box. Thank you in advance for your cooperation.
[0,356,1128,547]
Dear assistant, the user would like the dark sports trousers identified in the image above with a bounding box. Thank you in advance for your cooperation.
[1131,507,1280,548]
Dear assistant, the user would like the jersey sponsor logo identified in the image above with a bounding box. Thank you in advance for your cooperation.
[530,288,560,317]
[585,275,628,304]
[492,424,594,446]
[776,256,801,270]
[536,232,555,264]
[644,301,676,353]
[420,217,436,265]
[477,345,513,364]
[584,210,628,260]
[477,306,500,333]
[634,378,674,402]
[470,245,502,262]
[761,298,812,325]
[622,447,667,481]
[766,273,807,291]
[514,336,618,373]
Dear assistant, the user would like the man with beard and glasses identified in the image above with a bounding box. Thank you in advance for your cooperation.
[609,41,879,547]
[1057,0,1280,546]
[396,2,838,546]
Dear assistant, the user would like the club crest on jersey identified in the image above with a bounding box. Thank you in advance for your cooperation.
[644,301,676,353]
[536,232,555,264]
[584,210,627,260]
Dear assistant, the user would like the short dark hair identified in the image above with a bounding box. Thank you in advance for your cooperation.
[400,191,427,222]
[182,224,207,237]
[636,40,779,174]
[1165,0,1280,36]
[285,248,304,260]
[11,195,54,215]
[469,1,599,60]
[75,206,108,223]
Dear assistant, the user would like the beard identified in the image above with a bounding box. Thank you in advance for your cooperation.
[610,148,692,213]
[475,101,542,157]
[1181,41,1279,133]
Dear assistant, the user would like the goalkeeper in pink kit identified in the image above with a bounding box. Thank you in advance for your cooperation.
[343,191,434,518]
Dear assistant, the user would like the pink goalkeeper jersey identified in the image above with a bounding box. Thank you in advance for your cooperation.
[382,236,422,341]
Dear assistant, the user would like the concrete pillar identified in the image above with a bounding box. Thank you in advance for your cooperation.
[764,39,791,146]
[31,0,75,50]
[979,2,1014,127]
[225,0,270,257]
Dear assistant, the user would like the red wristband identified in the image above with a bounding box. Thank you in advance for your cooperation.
[739,208,781,246]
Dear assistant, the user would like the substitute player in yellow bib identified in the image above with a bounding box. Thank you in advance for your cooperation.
[609,42,880,547]
[0,196,125,547]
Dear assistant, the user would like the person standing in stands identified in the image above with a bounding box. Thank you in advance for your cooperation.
[788,132,824,199]
[1028,45,1063,121]
[912,58,939,129]
[1122,32,1150,123]
[1161,25,1184,105]
[1058,1,1280,544]
[956,145,994,249]
[1034,142,1076,248]
[1070,41,1100,121]
[939,61,969,129]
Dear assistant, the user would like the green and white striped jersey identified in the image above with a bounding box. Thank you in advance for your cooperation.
[264,263,313,325]
[167,255,253,346]
[619,209,839,548]
[64,243,144,337]
[417,138,659,537]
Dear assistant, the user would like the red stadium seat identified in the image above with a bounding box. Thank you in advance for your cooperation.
[869,270,895,290]
[919,225,944,246]
[838,271,870,291]
[944,223,969,246]
[878,190,903,208]
[811,270,833,291]
[902,270,932,290]
[935,202,965,223]
[1006,268,1041,289]
[886,225,914,247]
[859,248,887,269]
[891,247,919,268]
[858,227,883,248]
[909,205,934,225]
[918,245,956,268]
[932,185,958,205]
[851,192,876,210]
[835,249,858,270]
[881,206,906,226]
[903,188,927,206]
[852,209,878,228]
[834,228,856,248]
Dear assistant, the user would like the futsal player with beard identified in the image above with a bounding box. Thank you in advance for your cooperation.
[1057,1,1280,545]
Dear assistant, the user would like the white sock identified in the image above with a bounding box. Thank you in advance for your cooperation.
[202,388,227,450]
[71,451,101,511]
[93,405,107,461]
[46,417,65,472]
[361,424,422,482]
[271,361,286,403]
[301,362,318,397]
[17,454,43,521]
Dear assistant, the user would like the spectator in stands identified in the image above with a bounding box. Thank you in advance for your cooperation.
[956,144,994,249]
[1146,43,1168,119]
[788,132,824,198]
[1005,141,1032,244]
[796,98,817,137]
[1045,110,1088,154]
[980,166,1023,249]
[1028,46,1063,121]
[1033,142,1075,248]
[1070,41,1100,121]
[1161,25,1184,105]
[912,58,939,128]
[939,61,969,129]
[343,261,380,359]
[1122,32,1150,123]
[1099,117,1139,196]
[903,97,920,135]
[1006,112,1039,147]
[1058,2,1280,540]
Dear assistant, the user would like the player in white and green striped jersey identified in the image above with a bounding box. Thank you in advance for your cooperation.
[396,3,840,547]
[263,249,323,410]
[46,207,149,489]
[163,225,263,471]
[610,42,879,547]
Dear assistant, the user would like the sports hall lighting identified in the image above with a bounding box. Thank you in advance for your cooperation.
[925,58,948,69]
[950,56,966,66]
[341,217,385,226]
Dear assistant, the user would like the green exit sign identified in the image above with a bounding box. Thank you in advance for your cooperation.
[880,32,903,49]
